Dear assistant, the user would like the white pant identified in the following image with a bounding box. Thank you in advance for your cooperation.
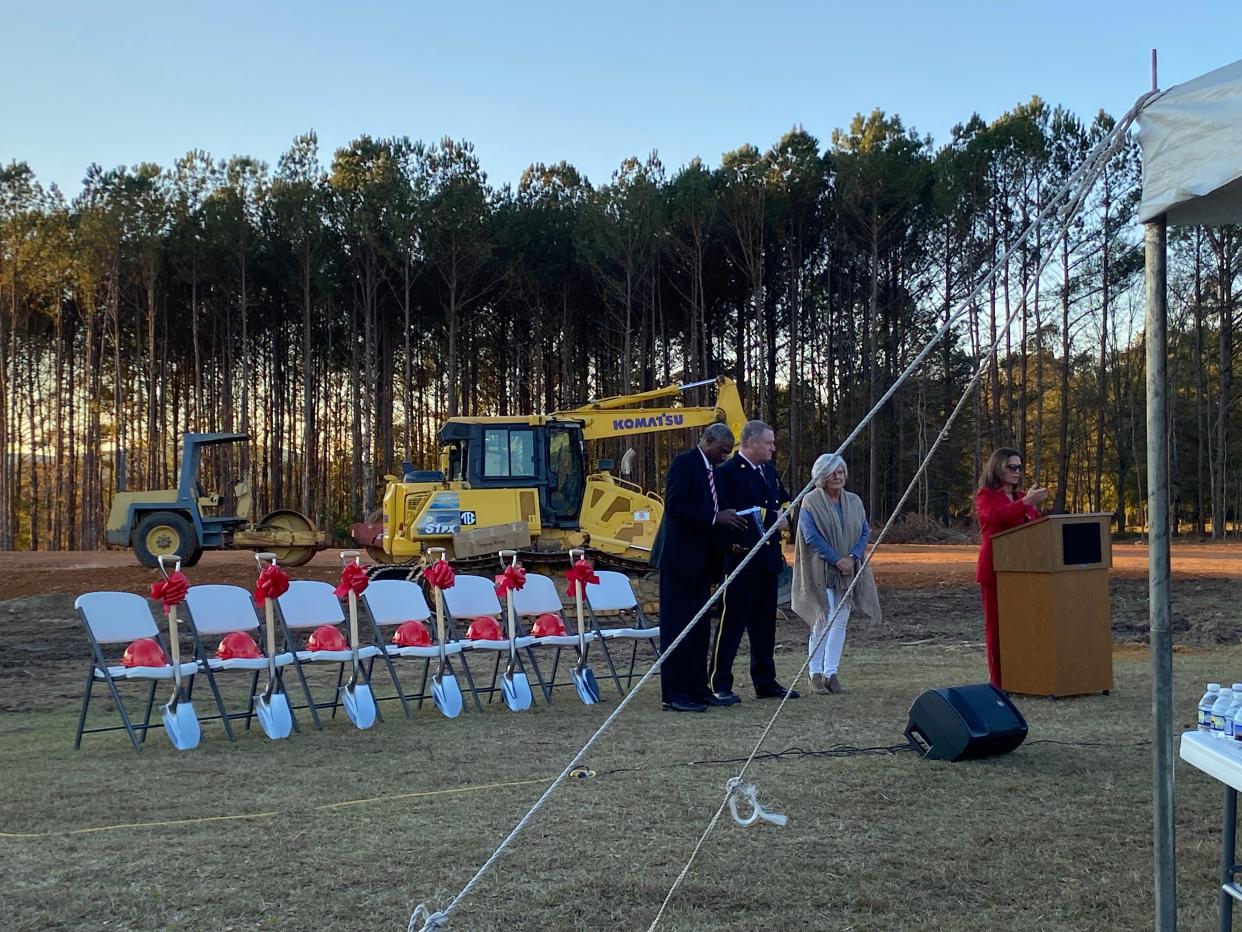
[808,587,850,676]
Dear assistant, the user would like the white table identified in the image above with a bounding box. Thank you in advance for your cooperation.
[1180,730,1242,931]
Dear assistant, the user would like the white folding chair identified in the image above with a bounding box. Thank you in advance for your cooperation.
[512,572,597,701]
[74,591,201,750]
[275,580,383,730]
[361,579,482,714]
[182,584,299,739]
[442,574,549,704]
[584,571,661,693]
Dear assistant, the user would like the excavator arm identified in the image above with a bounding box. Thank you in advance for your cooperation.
[556,376,747,443]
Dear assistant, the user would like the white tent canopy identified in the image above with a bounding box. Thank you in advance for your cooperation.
[1139,57,1242,226]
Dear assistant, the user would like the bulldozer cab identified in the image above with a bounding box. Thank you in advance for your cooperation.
[438,419,586,528]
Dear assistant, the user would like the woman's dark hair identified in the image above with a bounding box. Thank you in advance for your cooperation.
[979,447,1022,491]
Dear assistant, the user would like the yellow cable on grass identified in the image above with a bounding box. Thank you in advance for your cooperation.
[0,777,551,839]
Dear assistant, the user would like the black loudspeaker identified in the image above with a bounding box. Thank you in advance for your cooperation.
[904,684,1028,761]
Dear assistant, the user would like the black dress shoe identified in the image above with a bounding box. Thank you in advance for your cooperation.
[662,700,708,713]
[756,685,800,700]
[710,691,742,706]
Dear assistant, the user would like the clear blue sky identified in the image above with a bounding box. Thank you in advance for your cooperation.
[3,0,1239,194]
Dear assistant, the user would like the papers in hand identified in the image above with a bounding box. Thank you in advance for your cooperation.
[736,506,765,535]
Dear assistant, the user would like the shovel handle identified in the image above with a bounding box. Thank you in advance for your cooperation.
[433,585,448,669]
[339,549,361,566]
[347,589,362,678]
[255,551,278,569]
[264,596,278,679]
[167,603,183,694]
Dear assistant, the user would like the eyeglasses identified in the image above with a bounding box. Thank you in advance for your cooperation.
[1005,463,1023,472]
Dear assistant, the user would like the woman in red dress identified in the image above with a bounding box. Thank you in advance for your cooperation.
[976,448,1049,689]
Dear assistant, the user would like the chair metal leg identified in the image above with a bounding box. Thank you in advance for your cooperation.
[290,659,323,730]
[245,670,260,730]
[202,666,236,742]
[523,644,552,703]
[452,653,485,713]
[330,663,346,719]
[101,670,142,751]
[139,679,158,744]
[376,651,412,719]
[74,667,94,750]
[416,659,430,708]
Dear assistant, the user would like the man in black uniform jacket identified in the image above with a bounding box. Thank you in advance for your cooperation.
[656,423,747,712]
[711,419,799,701]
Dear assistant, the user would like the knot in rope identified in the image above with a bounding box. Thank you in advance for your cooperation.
[333,562,369,599]
[150,571,189,610]
[566,558,598,597]
[254,563,290,605]
[424,559,455,590]
[725,776,787,828]
[407,904,449,931]
[494,563,527,596]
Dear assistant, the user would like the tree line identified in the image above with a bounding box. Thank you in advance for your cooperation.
[0,95,1239,552]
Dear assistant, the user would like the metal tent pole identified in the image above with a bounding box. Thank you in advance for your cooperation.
[1146,214,1176,930]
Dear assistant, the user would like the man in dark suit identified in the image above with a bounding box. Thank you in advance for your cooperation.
[710,419,798,701]
[656,423,748,712]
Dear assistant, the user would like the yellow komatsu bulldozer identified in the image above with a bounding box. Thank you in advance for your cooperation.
[350,376,747,573]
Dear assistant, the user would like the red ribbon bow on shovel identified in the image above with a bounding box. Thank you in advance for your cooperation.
[254,563,290,606]
[566,559,599,598]
[334,563,369,599]
[424,559,456,590]
[494,563,527,597]
[151,571,189,611]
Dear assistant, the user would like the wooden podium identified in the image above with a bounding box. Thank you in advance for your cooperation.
[991,513,1113,697]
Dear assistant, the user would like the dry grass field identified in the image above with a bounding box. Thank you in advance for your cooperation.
[2,544,1240,931]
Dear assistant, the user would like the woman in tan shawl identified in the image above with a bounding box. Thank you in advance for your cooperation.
[791,453,882,694]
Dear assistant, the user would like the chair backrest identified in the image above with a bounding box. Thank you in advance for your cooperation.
[362,579,432,626]
[75,591,159,644]
[511,573,564,617]
[277,580,346,630]
[441,574,502,619]
[584,571,638,612]
[184,584,261,636]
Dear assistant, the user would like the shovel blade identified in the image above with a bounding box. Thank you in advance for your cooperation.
[433,673,463,719]
[161,698,201,751]
[254,691,293,740]
[503,672,533,712]
[573,666,601,705]
[341,683,377,730]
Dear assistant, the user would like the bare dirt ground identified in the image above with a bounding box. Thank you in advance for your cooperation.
[0,542,1238,713]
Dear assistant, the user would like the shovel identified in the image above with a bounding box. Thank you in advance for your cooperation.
[568,548,600,705]
[157,554,201,751]
[253,552,292,740]
[428,548,463,718]
[339,550,377,729]
[499,550,532,712]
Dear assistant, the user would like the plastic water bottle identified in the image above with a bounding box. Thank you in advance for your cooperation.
[1201,683,1222,731]
[1212,688,1235,737]
[1227,685,1242,739]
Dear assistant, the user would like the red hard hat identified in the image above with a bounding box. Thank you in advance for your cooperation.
[122,637,168,668]
[393,620,432,647]
[531,612,566,637]
[467,616,503,641]
[307,625,348,651]
[217,630,262,660]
